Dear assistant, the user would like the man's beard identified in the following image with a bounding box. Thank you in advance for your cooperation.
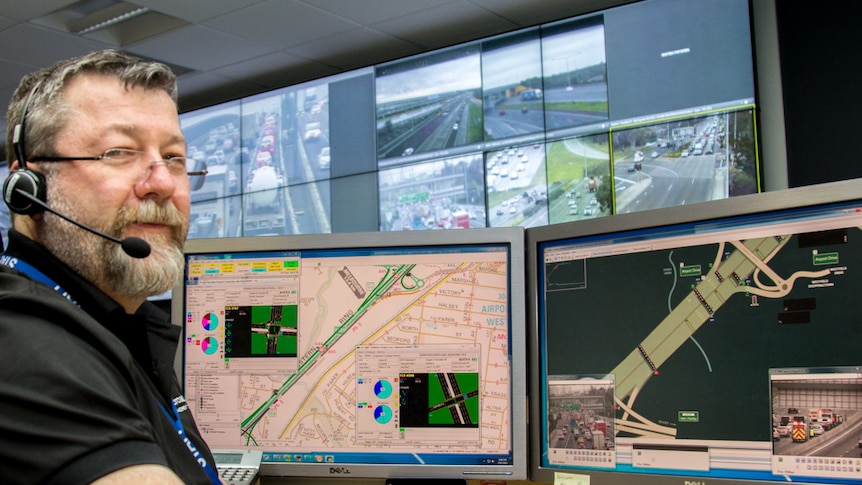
[37,194,188,302]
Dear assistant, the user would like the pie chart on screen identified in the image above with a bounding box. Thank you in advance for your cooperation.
[202,312,219,331]
[374,379,393,399]
[202,336,219,355]
[374,405,393,424]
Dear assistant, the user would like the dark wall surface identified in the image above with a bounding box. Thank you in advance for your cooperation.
[777,1,862,187]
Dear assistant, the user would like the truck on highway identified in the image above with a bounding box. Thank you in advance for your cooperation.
[520,88,543,101]
[592,430,605,450]
[791,418,809,442]
[243,165,285,235]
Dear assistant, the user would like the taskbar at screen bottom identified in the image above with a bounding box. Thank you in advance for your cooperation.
[262,451,513,466]
[544,442,862,484]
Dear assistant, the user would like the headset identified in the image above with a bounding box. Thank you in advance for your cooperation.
[3,87,47,216]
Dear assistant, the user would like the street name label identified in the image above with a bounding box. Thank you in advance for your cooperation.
[678,411,699,422]
[813,252,838,265]
[680,265,702,277]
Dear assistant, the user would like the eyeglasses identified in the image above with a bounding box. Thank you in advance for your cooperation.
[30,148,209,191]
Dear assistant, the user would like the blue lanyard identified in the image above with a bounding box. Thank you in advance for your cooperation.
[2,254,219,483]
[159,399,222,484]
[0,254,79,306]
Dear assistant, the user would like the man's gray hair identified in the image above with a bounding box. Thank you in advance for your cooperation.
[5,49,177,166]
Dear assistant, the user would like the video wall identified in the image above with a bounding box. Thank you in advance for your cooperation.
[180,0,758,239]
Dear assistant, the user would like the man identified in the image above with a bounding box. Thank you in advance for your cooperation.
[0,50,218,484]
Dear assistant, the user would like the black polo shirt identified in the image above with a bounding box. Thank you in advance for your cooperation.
[0,229,217,484]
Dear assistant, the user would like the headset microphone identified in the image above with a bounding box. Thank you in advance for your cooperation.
[9,186,152,259]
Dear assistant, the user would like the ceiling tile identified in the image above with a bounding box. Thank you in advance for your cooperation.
[372,1,517,48]
[284,27,420,70]
[0,15,16,32]
[0,59,42,92]
[135,0,264,23]
[208,51,335,89]
[125,24,275,71]
[301,0,453,25]
[0,24,107,68]
[203,0,360,49]
[178,73,267,112]
[0,1,78,21]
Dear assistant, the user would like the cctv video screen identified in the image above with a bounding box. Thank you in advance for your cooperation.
[535,192,862,483]
[180,231,524,475]
[181,0,759,237]
[374,0,758,232]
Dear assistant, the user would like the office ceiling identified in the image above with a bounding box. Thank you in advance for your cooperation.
[0,0,631,148]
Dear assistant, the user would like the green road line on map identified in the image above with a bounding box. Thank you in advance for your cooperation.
[241,263,416,433]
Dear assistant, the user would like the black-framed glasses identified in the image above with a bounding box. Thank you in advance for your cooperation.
[30,148,209,191]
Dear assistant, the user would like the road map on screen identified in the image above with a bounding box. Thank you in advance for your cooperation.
[543,209,862,443]
[184,247,513,458]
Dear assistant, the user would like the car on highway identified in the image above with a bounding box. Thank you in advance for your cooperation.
[776,425,791,438]
[318,146,330,169]
[261,135,274,152]
[509,206,516,214]
[255,150,272,167]
[810,423,824,435]
[304,121,322,140]
[402,147,414,156]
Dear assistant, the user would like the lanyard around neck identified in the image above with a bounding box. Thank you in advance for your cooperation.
[0,254,79,307]
[159,399,222,484]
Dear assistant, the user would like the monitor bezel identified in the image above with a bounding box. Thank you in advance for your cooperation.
[172,226,527,481]
[526,177,862,484]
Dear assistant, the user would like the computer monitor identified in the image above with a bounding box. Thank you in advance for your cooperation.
[527,178,862,484]
[173,227,527,482]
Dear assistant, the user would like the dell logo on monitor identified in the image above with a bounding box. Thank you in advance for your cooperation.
[329,467,352,475]
[684,481,706,485]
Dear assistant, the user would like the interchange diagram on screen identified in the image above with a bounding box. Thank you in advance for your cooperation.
[184,248,512,455]
[544,217,862,443]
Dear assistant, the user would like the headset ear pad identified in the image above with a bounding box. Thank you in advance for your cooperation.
[3,169,46,215]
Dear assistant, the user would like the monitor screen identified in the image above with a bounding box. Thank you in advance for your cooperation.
[174,227,527,480]
[527,178,862,484]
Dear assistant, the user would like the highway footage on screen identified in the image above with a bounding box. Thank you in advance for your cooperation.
[183,246,513,464]
[541,206,862,480]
